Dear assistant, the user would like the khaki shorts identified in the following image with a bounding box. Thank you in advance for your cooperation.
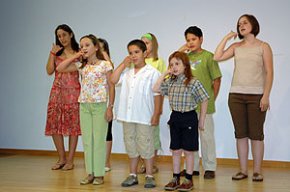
[123,122,154,159]
[228,93,267,140]
[153,125,161,150]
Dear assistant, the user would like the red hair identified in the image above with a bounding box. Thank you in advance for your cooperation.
[168,51,193,86]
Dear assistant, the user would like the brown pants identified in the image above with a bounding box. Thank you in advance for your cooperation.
[228,93,266,140]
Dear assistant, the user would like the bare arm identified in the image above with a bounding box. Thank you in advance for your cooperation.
[151,95,162,126]
[213,77,221,99]
[46,53,56,75]
[152,69,171,93]
[213,31,239,61]
[105,70,115,122]
[110,56,131,84]
[178,43,190,53]
[198,99,208,131]
[56,51,82,72]
[46,44,63,75]
[260,42,274,111]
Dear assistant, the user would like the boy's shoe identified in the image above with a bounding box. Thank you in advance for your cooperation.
[164,176,180,191]
[204,171,215,179]
[178,178,193,191]
[121,175,138,187]
[144,176,156,188]
[192,171,200,176]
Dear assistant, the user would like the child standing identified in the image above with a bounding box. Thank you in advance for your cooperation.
[153,51,208,191]
[179,26,222,179]
[98,38,114,172]
[57,34,115,185]
[111,39,162,188]
[45,24,80,171]
[137,33,166,174]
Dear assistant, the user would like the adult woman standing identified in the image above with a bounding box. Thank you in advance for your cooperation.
[214,14,273,182]
[45,24,81,171]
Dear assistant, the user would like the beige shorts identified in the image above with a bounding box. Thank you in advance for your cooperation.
[123,122,154,159]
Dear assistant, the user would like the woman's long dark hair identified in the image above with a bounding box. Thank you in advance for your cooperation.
[54,24,79,56]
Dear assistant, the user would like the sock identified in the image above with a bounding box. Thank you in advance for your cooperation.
[173,173,180,179]
[185,173,193,181]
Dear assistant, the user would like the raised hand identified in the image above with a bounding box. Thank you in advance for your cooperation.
[178,44,190,53]
[225,31,238,41]
[51,43,63,54]
[122,56,132,68]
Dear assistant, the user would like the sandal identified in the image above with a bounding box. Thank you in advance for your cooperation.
[93,176,104,185]
[62,163,74,171]
[51,162,66,170]
[252,172,263,182]
[232,172,248,180]
[80,175,94,185]
[105,167,111,172]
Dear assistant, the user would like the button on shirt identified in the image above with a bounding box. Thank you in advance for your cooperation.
[117,64,161,125]
[160,75,209,112]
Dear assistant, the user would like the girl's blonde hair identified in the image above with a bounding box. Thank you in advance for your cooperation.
[142,33,159,61]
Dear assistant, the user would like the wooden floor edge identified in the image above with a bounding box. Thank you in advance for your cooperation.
[1,148,289,168]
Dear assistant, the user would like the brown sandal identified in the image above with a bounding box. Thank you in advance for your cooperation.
[51,162,66,170]
[252,173,263,182]
[232,172,248,180]
[62,163,74,171]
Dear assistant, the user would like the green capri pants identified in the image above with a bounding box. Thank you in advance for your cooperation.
[80,103,108,176]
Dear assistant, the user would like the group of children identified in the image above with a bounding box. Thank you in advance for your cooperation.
[45,13,273,191]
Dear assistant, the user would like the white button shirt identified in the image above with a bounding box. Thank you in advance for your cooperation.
[117,64,161,125]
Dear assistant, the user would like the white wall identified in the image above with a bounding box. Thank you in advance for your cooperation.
[0,0,289,161]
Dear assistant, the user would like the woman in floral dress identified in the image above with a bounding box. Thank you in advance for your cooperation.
[45,24,80,171]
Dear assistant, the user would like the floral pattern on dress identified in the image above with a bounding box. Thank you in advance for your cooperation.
[45,57,81,136]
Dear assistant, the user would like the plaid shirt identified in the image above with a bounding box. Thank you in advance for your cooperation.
[160,75,209,112]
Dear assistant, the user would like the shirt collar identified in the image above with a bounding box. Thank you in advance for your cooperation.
[176,74,186,82]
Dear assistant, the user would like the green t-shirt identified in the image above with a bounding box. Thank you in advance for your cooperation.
[188,49,222,114]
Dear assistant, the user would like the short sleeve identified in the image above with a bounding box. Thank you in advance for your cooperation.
[207,54,222,80]
[151,70,161,96]
[74,61,82,70]
[191,79,209,103]
[104,61,113,72]
[160,78,170,96]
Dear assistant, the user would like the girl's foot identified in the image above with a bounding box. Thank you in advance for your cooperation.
[62,163,74,171]
[93,176,104,185]
[105,167,111,172]
[80,175,94,185]
[51,162,66,170]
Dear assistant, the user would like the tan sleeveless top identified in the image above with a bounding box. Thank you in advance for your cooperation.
[230,44,265,94]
